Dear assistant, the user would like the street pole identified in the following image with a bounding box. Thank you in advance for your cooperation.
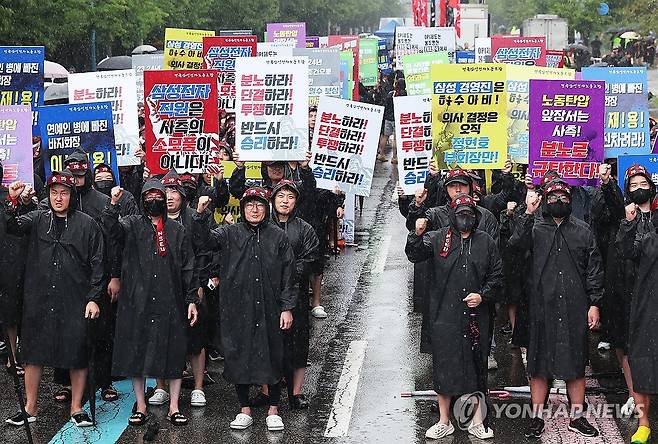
[90,0,96,71]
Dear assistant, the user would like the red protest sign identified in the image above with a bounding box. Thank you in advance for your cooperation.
[491,36,547,66]
[143,69,219,175]
[328,36,359,100]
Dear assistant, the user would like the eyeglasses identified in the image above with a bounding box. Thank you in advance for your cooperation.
[547,195,571,204]
[245,202,266,210]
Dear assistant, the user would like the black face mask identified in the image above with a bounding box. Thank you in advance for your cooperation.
[455,213,476,233]
[144,199,166,216]
[546,201,572,218]
[629,188,652,205]
[95,180,114,196]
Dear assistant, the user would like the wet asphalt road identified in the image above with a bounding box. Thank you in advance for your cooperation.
[1,150,657,443]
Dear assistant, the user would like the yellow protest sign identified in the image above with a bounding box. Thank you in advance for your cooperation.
[431,64,507,169]
[164,28,215,70]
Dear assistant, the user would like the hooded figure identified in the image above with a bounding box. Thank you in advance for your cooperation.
[406,194,502,440]
[93,163,139,216]
[181,172,230,214]
[2,171,104,427]
[509,179,603,438]
[270,180,319,409]
[56,148,111,219]
[192,186,297,430]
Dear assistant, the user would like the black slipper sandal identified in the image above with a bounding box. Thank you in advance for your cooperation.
[5,364,24,376]
[102,386,119,402]
[128,412,148,426]
[167,412,188,426]
[53,387,72,403]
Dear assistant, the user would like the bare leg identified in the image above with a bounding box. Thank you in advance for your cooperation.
[6,326,17,367]
[292,368,305,395]
[566,378,585,416]
[261,384,269,396]
[132,377,147,414]
[69,368,88,415]
[508,304,517,330]
[529,376,548,416]
[615,349,636,398]
[311,274,322,308]
[23,365,42,416]
[267,406,279,416]
[168,378,182,415]
[377,134,388,160]
[437,393,451,423]
[633,392,651,427]
[155,378,166,391]
[189,350,205,391]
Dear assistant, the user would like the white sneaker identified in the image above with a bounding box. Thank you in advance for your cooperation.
[597,341,611,351]
[147,388,170,405]
[425,421,455,439]
[230,413,253,430]
[468,422,494,439]
[620,396,636,416]
[311,306,328,319]
[190,389,206,407]
[488,355,498,370]
[266,414,284,431]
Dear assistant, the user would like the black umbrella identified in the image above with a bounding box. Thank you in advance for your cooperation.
[1,326,34,444]
[86,319,97,425]
[567,43,589,52]
[467,309,491,428]
[97,55,132,71]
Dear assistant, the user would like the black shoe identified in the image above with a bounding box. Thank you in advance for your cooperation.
[500,323,513,335]
[5,411,36,426]
[71,411,93,427]
[289,394,309,410]
[249,392,270,407]
[208,350,224,362]
[568,417,599,437]
[524,417,545,439]
[430,401,439,412]
[0,341,6,354]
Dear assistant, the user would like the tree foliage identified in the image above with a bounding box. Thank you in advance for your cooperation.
[0,0,402,70]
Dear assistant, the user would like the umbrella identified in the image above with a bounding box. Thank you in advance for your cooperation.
[620,31,641,40]
[1,326,34,444]
[44,83,69,104]
[466,309,491,428]
[44,60,69,79]
[86,319,97,426]
[97,55,132,71]
[132,45,158,55]
[567,43,589,52]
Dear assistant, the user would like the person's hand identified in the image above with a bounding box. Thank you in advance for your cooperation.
[197,287,204,303]
[428,160,440,177]
[197,195,211,214]
[188,303,198,326]
[625,202,638,221]
[524,173,536,190]
[415,218,428,236]
[599,163,612,185]
[280,310,293,330]
[85,301,100,319]
[142,166,151,181]
[207,162,224,181]
[525,191,542,215]
[300,151,312,169]
[110,187,124,205]
[134,147,146,163]
[415,188,428,206]
[337,207,344,218]
[107,277,120,303]
[224,212,235,224]
[233,150,244,169]
[8,181,25,200]
[332,185,344,196]
[502,158,513,175]
[396,182,405,198]
[588,306,600,330]
[19,184,35,204]
[506,201,517,216]
[463,293,482,308]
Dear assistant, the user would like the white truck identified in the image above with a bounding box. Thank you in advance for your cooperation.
[458,4,489,50]
[522,14,568,50]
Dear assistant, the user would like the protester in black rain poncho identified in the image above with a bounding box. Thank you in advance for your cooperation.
[406,194,502,440]
[509,180,604,439]
[617,190,658,444]
[2,171,104,428]
[192,187,297,433]
[270,180,319,409]
[101,179,199,427]
[93,163,139,215]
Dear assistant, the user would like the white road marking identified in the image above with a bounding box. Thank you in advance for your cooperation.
[370,235,392,274]
[324,340,368,438]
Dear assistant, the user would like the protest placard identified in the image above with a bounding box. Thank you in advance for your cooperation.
[266,23,306,48]
[68,69,140,166]
[39,102,118,180]
[235,57,309,161]
[456,50,475,64]
[528,79,605,186]
[310,96,383,196]
[506,65,575,164]
[144,70,219,175]
[395,26,456,67]
[0,105,33,186]
[403,52,450,96]
[203,36,257,113]
[475,37,491,63]
[292,48,341,106]
[546,50,565,68]
[164,28,215,70]
[359,38,379,86]
[306,37,320,48]
[617,154,658,189]
[491,36,547,66]
[581,67,651,157]
[132,53,164,105]
[0,46,44,134]
[328,36,359,100]
[339,52,353,100]
[394,95,432,194]
[257,42,294,58]
[213,161,261,224]
[378,39,392,75]
[340,193,355,244]
[431,64,507,169]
